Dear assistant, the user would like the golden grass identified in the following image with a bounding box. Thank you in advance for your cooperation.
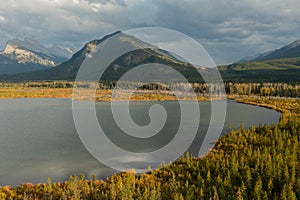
[0,87,214,101]
[0,87,73,99]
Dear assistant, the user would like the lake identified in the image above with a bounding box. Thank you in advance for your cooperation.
[0,99,281,186]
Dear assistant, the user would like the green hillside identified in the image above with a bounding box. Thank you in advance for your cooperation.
[219,57,300,82]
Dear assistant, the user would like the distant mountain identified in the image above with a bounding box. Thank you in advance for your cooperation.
[237,50,275,63]
[238,40,300,63]
[0,38,73,74]
[230,40,300,82]
[0,31,200,82]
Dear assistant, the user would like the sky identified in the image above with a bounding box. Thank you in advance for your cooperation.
[0,0,299,65]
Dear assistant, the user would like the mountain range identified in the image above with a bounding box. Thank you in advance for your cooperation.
[0,32,299,83]
[0,31,201,82]
[237,40,300,63]
[0,38,73,74]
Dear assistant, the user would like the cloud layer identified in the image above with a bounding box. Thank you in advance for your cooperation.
[0,0,299,64]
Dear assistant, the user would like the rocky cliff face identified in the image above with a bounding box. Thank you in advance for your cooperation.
[0,38,74,74]
[2,43,56,66]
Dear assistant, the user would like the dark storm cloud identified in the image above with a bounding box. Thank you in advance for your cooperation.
[148,0,300,63]
[0,0,299,64]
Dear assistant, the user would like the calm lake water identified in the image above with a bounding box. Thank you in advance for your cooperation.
[0,99,281,186]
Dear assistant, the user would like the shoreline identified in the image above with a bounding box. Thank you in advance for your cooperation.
[235,99,283,113]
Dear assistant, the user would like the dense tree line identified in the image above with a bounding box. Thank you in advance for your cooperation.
[1,81,299,97]
[98,81,300,97]
[0,98,299,199]
[224,82,300,97]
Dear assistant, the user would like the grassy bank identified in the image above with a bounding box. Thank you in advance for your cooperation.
[0,97,298,199]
